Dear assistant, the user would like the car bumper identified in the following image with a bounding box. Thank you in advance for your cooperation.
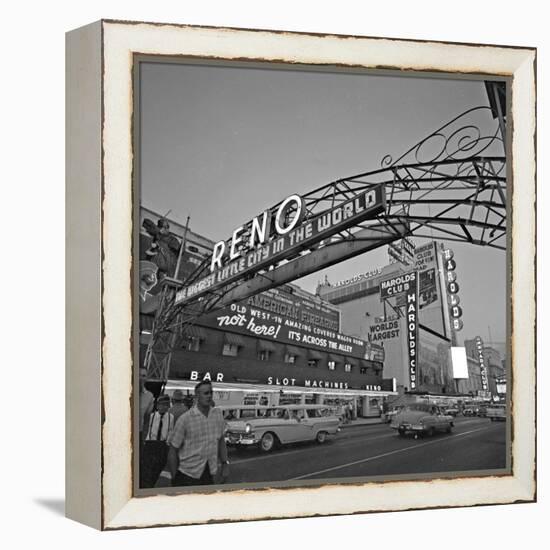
[392,423,428,434]
[225,433,260,446]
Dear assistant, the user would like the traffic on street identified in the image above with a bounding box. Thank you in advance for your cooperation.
[225,416,507,484]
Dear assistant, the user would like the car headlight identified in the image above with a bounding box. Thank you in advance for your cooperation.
[245,423,251,434]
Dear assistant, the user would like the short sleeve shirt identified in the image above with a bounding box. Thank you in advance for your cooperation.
[169,406,226,478]
[139,389,155,432]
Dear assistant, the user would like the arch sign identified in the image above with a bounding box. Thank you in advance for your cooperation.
[175,186,385,305]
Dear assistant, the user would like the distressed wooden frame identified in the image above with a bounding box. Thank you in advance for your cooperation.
[66,19,536,530]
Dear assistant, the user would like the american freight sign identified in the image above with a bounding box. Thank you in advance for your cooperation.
[175,187,385,304]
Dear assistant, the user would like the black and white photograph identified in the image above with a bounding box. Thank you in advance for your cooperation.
[136,59,510,491]
[6,0,543,544]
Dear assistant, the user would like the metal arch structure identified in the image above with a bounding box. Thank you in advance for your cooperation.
[143,103,507,382]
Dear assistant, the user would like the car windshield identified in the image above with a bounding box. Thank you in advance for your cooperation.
[404,404,433,413]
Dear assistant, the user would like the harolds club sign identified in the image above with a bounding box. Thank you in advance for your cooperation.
[379,270,419,390]
[199,290,371,359]
[175,187,385,304]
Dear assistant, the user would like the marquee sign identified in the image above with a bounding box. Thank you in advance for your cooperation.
[332,267,383,288]
[180,368,394,392]
[443,248,463,331]
[175,186,385,305]
[476,336,489,391]
[405,273,419,390]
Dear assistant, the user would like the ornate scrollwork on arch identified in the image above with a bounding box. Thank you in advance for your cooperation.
[381,106,504,169]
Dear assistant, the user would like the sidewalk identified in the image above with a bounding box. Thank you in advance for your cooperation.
[341,416,385,428]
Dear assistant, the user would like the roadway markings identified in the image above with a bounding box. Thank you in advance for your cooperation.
[229,431,395,465]
[290,426,492,480]
[229,421,492,466]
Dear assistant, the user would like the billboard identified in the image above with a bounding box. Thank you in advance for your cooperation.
[198,297,371,359]
[451,346,469,379]
[246,286,340,332]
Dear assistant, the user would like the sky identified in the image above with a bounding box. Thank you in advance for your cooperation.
[139,61,507,349]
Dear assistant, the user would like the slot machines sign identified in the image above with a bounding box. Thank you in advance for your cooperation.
[443,248,463,332]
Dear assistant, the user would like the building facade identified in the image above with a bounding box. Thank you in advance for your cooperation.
[316,241,460,396]
[139,209,396,417]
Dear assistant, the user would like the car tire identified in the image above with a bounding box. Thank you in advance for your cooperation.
[398,427,406,437]
[316,431,328,444]
[427,427,436,437]
[446,425,452,434]
[259,432,277,453]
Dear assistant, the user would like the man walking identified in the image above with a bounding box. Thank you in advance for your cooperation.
[157,380,229,487]
[141,394,175,488]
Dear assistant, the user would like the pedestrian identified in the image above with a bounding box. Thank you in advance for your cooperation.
[169,389,189,422]
[141,394,175,488]
[139,366,155,488]
[139,367,155,441]
[156,380,229,488]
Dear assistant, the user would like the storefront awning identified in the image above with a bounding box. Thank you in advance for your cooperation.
[328,354,344,363]
[285,345,303,356]
[307,349,324,360]
[345,357,359,366]
[257,339,276,352]
[224,333,246,347]
[360,360,372,370]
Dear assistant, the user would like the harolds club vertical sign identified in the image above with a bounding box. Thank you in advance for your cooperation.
[379,270,419,391]
[405,272,419,390]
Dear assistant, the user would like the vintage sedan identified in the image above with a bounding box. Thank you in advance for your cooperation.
[390,404,454,438]
[225,404,341,452]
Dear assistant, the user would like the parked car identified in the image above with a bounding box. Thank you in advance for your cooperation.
[462,407,477,416]
[390,404,454,438]
[225,404,341,452]
[444,406,459,417]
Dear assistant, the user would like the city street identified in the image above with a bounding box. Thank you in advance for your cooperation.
[226,417,507,484]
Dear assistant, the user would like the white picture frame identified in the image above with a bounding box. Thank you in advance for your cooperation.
[66,19,536,530]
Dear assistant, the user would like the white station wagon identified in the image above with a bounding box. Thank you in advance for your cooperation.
[224,404,342,452]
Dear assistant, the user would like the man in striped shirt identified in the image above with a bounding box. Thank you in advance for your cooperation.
[157,380,229,487]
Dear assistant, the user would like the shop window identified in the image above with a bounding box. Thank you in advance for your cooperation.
[360,367,368,375]
[222,343,239,357]
[185,337,201,352]
[307,359,319,368]
[257,349,271,361]
[344,363,352,373]
[328,361,336,371]
[284,354,297,364]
